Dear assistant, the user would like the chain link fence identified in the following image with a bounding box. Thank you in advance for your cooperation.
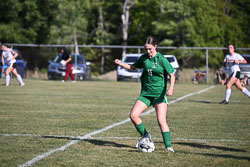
[5,43,250,83]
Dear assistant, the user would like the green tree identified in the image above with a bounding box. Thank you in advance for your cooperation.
[49,0,90,54]
[0,0,40,43]
[128,0,159,45]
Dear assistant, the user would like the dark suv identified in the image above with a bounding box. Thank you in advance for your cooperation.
[240,54,250,78]
[48,53,91,80]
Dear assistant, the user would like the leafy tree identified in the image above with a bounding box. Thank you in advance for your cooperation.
[1,0,249,72]
[0,0,40,43]
[128,0,159,45]
[49,0,90,54]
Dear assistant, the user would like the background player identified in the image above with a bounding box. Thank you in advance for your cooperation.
[1,44,25,87]
[220,44,250,104]
[114,36,176,152]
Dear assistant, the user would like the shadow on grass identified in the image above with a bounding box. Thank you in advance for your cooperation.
[42,135,134,149]
[175,142,247,152]
[172,142,250,161]
[188,100,216,104]
[85,139,134,149]
[188,99,250,104]
[177,151,250,161]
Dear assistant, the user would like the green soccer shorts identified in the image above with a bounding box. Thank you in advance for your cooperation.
[137,94,168,107]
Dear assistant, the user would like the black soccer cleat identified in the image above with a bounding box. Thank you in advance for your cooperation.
[220,100,228,104]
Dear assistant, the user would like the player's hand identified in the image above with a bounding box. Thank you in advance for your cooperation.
[166,88,173,96]
[234,59,239,64]
[114,59,121,65]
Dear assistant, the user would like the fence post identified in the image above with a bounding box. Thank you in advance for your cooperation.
[137,48,141,82]
[206,49,209,84]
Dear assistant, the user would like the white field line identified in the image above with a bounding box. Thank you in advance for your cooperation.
[17,86,214,167]
[2,133,248,143]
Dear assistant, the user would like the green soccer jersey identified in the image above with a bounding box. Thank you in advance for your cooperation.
[133,52,174,97]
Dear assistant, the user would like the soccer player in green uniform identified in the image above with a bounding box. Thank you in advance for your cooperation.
[114,36,176,152]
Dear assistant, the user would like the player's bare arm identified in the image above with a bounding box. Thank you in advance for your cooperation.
[234,59,247,64]
[167,73,175,96]
[114,59,136,70]
[9,50,18,61]
[1,54,4,66]
[65,57,72,64]
[1,55,4,72]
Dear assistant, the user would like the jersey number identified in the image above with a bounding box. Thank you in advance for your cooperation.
[148,69,152,76]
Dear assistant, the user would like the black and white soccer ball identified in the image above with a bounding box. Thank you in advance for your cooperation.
[137,137,155,153]
[60,60,66,66]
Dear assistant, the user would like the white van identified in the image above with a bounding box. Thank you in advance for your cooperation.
[116,54,142,81]
[164,55,180,81]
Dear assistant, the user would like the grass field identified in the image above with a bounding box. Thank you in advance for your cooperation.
[0,79,249,167]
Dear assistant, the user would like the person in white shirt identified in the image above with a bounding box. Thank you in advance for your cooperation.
[220,44,250,104]
[1,44,25,86]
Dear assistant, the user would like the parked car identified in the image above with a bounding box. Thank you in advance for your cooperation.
[239,54,250,79]
[116,54,142,81]
[15,50,27,78]
[163,55,180,81]
[0,49,27,78]
[222,54,250,79]
[48,53,91,80]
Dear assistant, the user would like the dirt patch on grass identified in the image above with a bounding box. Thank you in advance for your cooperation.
[92,70,117,81]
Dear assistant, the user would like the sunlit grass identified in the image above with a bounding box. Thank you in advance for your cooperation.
[0,79,249,167]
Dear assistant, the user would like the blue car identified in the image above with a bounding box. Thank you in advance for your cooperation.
[0,49,27,78]
[48,53,91,80]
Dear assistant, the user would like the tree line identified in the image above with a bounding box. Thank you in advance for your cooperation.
[0,0,249,74]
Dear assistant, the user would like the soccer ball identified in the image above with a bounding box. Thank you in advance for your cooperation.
[60,60,66,66]
[137,137,155,153]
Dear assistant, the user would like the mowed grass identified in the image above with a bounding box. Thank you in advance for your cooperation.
[0,79,249,167]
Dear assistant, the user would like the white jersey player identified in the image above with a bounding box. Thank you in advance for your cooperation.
[1,44,25,86]
[220,44,250,104]
[224,52,244,77]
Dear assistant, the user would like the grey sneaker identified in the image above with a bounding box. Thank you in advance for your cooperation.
[166,147,175,152]
[20,83,25,87]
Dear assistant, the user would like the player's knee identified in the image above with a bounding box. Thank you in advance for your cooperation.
[236,86,243,91]
[130,113,135,121]
[130,112,138,122]
[226,84,231,89]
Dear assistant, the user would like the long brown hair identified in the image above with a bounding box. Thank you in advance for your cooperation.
[145,36,158,46]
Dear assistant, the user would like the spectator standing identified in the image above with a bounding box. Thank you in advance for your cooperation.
[61,48,76,83]
[220,44,250,104]
[1,44,25,86]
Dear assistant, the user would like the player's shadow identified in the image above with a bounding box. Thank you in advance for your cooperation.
[178,151,250,161]
[42,135,134,149]
[42,135,133,148]
[174,142,250,161]
[188,99,250,104]
[175,142,246,152]
[85,139,134,149]
[188,100,217,104]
